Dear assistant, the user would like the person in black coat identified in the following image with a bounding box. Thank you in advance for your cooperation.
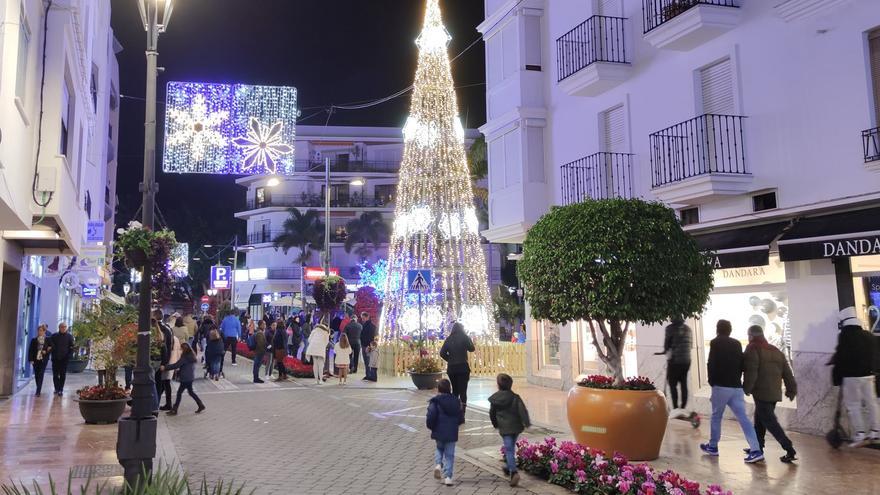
[271,321,288,380]
[153,309,174,410]
[359,312,376,370]
[830,307,880,446]
[439,322,475,414]
[46,322,74,396]
[426,379,464,486]
[28,324,50,396]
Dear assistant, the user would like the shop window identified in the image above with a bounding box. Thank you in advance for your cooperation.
[752,191,777,212]
[851,254,880,330]
[679,207,699,226]
[577,320,638,378]
[539,321,560,367]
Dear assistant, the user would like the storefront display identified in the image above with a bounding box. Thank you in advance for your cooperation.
[577,320,637,377]
[851,254,880,330]
[540,321,560,367]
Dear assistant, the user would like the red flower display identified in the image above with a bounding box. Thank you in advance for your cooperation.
[354,286,380,320]
[577,375,656,391]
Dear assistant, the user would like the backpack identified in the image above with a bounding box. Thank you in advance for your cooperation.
[246,333,256,351]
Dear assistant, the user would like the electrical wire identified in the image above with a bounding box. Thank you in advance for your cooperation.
[31,0,54,208]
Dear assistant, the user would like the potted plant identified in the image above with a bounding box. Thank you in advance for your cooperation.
[66,333,90,373]
[518,199,713,460]
[661,0,699,22]
[71,301,138,424]
[408,356,443,390]
[114,221,178,302]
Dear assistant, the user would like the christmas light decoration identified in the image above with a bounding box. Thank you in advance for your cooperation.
[163,82,298,175]
[169,243,188,278]
[358,259,389,298]
[379,0,494,340]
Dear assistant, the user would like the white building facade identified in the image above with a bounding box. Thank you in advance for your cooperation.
[479,0,880,434]
[0,0,119,396]
[234,125,503,316]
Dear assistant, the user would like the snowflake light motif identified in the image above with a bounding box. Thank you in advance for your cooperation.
[166,94,228,160]
[232,117,293,174]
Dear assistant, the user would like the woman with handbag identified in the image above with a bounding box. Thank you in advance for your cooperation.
[28,324,50,396]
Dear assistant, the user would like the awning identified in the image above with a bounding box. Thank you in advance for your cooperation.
[691,222,790,269]
[778,207,880,261]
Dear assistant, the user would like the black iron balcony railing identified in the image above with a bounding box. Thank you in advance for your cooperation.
[863,127,880,163]
[557,16,628,82]
[649,114,747,188]
[561,153,634,205]
[643,0,738,34]
[247,230,284,245]
[291,159,400,174]
[247,193,394,210]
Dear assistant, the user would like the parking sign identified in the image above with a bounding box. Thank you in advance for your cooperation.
[211,265,231,289]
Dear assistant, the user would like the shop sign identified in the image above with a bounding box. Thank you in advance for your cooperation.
[780,234,880,261]
[303,267,339,280]
[714,256,786,288]
[707,249,770,270]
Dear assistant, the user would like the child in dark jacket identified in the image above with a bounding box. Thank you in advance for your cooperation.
[489,373,531,487]
[160,343,205,415]
[426,378,464,486]
[205,330,225,380]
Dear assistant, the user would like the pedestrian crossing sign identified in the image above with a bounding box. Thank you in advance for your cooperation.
[407,270,432,293]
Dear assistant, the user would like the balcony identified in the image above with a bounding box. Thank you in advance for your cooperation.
[246,230,356,246]
[649,114,751,204]
[557,16,632,97]
[642,0,741,51]
[864,127,880,170]
[292,159,400,174]
[560,153,633,205]
[246,193,394,211]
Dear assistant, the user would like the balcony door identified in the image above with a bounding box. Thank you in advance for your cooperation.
[595,0,623,62]
[699,58,735,174]
[870,29,880,126]
[600,104,626,198]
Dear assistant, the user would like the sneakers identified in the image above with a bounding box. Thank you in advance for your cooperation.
[159,405,172,411]
[780,450,797,463]
[509,472,520,487]
[744,450,765,463]
[231,363,238,366]
[849,431,868,448]
[699,443,719,456]
[443,477,454,486]
[166,409,177,416]
[434,465,442,480]
[195,405,206,414]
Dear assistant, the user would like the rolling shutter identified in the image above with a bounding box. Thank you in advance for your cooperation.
[602,104,626,153]
[598,0,621,16]
[700,58,735,115]
[870,30,880,124]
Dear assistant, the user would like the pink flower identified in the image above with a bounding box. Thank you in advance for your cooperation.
[576,469,587,483]
[550,460,559,474]
[618,479,632,492]
[640,481,656,495]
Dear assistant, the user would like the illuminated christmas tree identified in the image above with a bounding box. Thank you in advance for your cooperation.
[380,0,493,340]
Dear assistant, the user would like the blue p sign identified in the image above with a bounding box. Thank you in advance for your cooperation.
[211,266,231,289]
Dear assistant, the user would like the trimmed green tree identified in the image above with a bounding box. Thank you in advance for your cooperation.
[518,199,713,385]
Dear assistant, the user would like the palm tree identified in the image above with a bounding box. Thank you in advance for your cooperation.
[273,208,325,264]
[344,212,390,259]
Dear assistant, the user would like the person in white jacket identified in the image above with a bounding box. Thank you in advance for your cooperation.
[334,334,353,385]
[305,324,330,385]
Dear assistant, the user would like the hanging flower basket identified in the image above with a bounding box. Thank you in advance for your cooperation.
[313,275,348,314]
[124,247,148,268]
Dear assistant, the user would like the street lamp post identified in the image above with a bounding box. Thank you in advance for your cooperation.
[118,0,174,487]
[324,156,331,276]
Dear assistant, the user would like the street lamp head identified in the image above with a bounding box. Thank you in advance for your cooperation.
[350,178,366,187]
[192,257,201,261]
[138,0,174,33]
[267,176,281,187]
[202,245,213,248]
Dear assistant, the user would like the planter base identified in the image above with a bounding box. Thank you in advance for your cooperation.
[409,372,442,390]
[75,398,128,425]
[67,360,88,374]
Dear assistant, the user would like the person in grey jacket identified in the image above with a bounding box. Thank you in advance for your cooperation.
[489,373,531,487]
[663,317,693,415]
[161,343,205,415]
[440,322,475,414]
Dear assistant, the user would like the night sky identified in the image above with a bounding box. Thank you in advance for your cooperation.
[109,0,487,271]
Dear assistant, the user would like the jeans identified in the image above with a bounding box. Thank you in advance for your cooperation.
[754,400,793,452]
[362,346,370,370]
[33,360,47,394]
[434,440,456,479]
[253,352,265,381]
[210,356,222,377]
[349,343,361,372]
[156,370,171,406]
[225,337,238,364]
[265,352,274,377]
[502,434,519,474]
[51,360,68,393]
[448,372,470,405]
[124,366,134,389]
[365,367,377,381]
[667,361,690,409]
[843,375,880,434]
[311,356,325,383]
[709,386,761,452]
[172,381,204,411]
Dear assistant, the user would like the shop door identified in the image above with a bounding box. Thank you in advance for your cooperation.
[17,282,39,379]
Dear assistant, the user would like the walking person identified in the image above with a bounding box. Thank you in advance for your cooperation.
[46,322,74,396]
[426,378,465,486]
[265,321,276,378]
[160,333,182,410]
[743,325,798,462]
[344,315,362,374]
[251,322,267,384]
[439,322,475,415]
[700,320,764,463]
[300,313,312,362]
[306,323,331,385]
[489,373,531,487]
[172,316,189,346]
[663,316,693,416]
[831,307,880,446]
[205,329,224,381]
[153,309,174,408]
[272,319,288,381]
[220,311,242,367]
[360,312,376,370]
[334,334,353,385]
[28,324,50,396]
[160,343,205,415]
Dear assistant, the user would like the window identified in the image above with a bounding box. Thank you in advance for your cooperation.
[90,64,99,112]
[752,191,777,212]
[16,7,31,102]
[699,57,735,115]
[255,187,267,207]
[680,207,699,226]
[539,321,560,367]
[60,81,71,155]
[869,29,880,125]
[375,184,396,205]
[597,0,622,17]
[601,104,627,153]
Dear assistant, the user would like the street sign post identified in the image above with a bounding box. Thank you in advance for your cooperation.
[200,302,210,312]
[210,266,231,290]
[407,270,432,339]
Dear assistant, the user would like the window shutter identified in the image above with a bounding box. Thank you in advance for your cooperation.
[602,104,626,153]
[869,30,880,125]
[598,0,621,16]
[700,58,735,115]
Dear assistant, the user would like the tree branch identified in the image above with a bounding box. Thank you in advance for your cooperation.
[587,320,610,363]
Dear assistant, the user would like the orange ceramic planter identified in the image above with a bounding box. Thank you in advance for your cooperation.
[566,386,668,461]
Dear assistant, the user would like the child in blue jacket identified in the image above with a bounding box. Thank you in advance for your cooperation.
[426,378,464,486]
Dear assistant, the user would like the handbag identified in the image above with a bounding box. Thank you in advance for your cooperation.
[825,386,846,449]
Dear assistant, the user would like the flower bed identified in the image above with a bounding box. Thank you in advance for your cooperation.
[577,374,656,390]
[77,385,128,400]
[515,438,731,495]
[235,341,314,378]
